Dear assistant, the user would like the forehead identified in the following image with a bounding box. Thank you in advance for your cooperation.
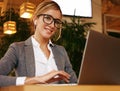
[42,9,62,19]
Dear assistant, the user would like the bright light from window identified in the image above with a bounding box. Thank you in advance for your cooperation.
[53,0,92,17]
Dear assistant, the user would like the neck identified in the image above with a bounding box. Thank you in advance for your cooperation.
[33,34,50,59]
[33,34,49,48]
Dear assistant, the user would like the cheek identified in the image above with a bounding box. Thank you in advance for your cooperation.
[36,22,44,30]
[54,29,58,33]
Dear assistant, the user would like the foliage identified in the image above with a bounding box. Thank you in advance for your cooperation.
[0,8,32,58]
[55,17,96,76]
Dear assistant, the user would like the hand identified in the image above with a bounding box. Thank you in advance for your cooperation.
[25,70,71,84]
[41,70,71,83]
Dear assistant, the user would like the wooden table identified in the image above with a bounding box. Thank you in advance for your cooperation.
[1,85,120,91]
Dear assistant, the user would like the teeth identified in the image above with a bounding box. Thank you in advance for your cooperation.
[47,29,52,33]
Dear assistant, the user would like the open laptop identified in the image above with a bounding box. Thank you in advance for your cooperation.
[41,30,120,86]
[78,30,120,85]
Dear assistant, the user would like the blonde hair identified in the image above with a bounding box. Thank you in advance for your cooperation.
[32,0,62,19]
[32,0,62,41]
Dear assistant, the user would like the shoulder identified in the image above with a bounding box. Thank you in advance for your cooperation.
[10,37,32,48]
[10,41,25,49]
[53,44,65,50]
[8,37,31,57]
[52,44,68,56]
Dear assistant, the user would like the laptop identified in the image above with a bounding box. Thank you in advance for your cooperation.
[41,30,120,86]
[78,30,120,85]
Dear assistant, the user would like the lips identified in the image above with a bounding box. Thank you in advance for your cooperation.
[45,27,53,33]
[44,29,53,37]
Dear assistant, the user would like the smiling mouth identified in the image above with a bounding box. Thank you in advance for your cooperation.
[46,28,53,33]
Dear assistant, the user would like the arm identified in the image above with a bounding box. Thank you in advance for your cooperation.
[0,43,18,87]
[56,46,77,83]
[51,45,77,83]
[63,48,77,83]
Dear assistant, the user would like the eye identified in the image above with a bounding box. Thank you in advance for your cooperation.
[44,15,52,22]
[54,19,62,28]
[55,19,62,24]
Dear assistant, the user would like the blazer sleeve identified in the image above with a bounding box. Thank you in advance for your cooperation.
[0,43,18,87]
[62,47,77,83]
[52,45,77,83]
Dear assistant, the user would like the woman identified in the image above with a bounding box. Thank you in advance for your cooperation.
[0,0,77,87]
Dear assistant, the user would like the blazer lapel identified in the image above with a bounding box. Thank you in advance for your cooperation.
[51,45,64,70]
[24,38,64,76]
[24,37,35,76]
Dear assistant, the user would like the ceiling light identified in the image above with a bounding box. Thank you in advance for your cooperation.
[20,2,35,19]
[3,21,16,34]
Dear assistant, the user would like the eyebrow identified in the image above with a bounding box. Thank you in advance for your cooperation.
[37,14,62,22]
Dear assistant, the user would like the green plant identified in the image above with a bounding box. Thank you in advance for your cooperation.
[0,8,32,58]
[55,17,96,76]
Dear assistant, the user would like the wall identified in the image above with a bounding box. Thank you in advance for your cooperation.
[86,0,102,33]
[62,0,102,33]
[102,0,120,34]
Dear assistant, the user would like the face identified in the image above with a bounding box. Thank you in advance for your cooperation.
[34,9,62,40]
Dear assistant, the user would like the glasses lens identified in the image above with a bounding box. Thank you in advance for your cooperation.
[54,20,62,28]
[42,14,62,29]
[43,15,53,24]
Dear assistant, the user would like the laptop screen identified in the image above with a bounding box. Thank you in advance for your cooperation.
[78,30,120,85]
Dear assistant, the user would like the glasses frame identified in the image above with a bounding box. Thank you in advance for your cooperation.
[37,14,62,29]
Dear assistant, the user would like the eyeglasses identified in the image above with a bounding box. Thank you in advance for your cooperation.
[37,14,62,29]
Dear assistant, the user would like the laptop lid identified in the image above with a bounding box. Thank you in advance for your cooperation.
[78,30,120,85]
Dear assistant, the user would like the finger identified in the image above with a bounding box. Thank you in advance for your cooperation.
[58,75,70,83]
[57,71,71,79]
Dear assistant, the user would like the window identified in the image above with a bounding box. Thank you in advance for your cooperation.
[53,0,92,17]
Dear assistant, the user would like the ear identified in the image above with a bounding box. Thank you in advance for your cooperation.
[33,17,37,25]
[34,20,37,25]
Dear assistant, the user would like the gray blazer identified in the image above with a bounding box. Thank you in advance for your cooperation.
[0,37,77,87]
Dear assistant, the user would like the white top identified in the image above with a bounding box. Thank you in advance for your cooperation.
[16,36,58,85]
